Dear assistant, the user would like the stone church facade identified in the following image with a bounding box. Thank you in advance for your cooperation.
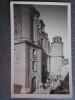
[14,5,50,94]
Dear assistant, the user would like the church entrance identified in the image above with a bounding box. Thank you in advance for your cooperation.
[31,76,36,93]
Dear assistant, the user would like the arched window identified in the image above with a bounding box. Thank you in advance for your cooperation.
[33,49,37,56]
[30,15,33,39]
[33,61,37,71]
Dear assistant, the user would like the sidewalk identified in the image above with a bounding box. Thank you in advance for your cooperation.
[34,86,51,94]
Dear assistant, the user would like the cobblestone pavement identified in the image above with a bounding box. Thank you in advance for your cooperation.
[34,86,51,94]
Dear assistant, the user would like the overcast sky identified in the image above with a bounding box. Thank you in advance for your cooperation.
[34,5,68,58]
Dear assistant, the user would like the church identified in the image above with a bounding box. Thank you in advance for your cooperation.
[14,4,50,94]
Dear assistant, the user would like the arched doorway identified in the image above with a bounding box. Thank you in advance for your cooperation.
[31,76,36,93]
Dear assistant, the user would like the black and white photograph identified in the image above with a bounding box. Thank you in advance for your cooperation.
[10,1,72,98]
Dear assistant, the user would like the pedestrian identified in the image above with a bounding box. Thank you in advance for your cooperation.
[50,81,55,94]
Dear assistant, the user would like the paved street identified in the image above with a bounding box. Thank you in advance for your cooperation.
[33,80,60,94]
[34,86,51,94]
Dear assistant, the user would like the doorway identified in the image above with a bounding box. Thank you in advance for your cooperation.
[31,76,36,93]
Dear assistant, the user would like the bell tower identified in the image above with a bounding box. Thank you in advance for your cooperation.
[50,36,63,76]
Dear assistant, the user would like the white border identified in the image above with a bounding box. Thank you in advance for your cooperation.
[10,1,72,98]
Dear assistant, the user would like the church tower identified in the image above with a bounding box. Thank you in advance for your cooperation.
[14,5,42,94]
[50,36,63,76]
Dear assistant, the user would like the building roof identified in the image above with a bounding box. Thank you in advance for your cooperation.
[14,4,40,18]
[22,5,40,18]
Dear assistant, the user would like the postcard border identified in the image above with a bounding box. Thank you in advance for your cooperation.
[10,1,72,98]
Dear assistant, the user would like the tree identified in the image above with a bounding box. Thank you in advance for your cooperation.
[42,65,49,84]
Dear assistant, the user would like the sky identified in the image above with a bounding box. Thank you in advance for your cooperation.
[34,5,68,58]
